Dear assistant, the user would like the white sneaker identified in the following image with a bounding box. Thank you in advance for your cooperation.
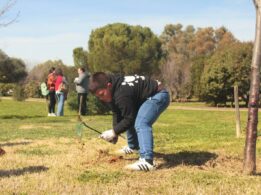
[116,146,138,155]
[124,158,156,171]
[47,113,52,116]
[51,113,56,116]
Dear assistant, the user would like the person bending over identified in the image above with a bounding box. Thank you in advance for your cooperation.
[88,72,169,171]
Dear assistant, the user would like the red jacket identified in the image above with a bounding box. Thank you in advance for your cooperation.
[47,73,56,91]
[55,75,63,91]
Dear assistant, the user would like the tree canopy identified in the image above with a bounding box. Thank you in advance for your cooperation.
[200,42,253,105]
[160,24,237,101]
[73,47,88,69]
[88,23,162,75]
[0,50,27,83]
[25,60,77,97]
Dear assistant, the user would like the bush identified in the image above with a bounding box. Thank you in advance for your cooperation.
[67,92,110,115]
[0,83,15,96]
[67,91,78,111]
[24,80,42,98]
[87,93,111,115]
[13,85,27,101]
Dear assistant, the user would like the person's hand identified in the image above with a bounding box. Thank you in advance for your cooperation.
[74,77,79,83]
[100,129,118,144]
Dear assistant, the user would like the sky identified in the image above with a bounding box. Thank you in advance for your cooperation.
[0,0,256,68]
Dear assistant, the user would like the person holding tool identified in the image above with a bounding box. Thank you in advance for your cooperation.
[88,72,170,171]
[74,67,89,115]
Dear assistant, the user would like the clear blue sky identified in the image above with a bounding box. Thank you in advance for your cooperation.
[0,0,256,68]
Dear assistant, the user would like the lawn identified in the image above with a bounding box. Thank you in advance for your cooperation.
[0,99,260,195]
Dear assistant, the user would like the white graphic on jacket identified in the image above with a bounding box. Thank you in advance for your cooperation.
[121,75,145,86]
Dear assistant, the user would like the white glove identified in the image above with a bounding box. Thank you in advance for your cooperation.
[74,77,79,83]
[100,129,118,144]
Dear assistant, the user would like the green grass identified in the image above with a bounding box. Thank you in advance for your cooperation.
[0,99,260,194]
[172,101,210,107]
[171,101,248,108]
[78,170,124,183]
[16,147,61,156]
[0,99,111,141]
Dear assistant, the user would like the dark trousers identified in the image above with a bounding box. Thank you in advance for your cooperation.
[78,93,87,115]
[47,91,56,113]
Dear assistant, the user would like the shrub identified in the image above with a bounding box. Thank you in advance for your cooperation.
[87,93,111,115]
[0,83,15,96]
[67,92,110,115]
[13,85,27,101]
[24,80,42,98]
[67,91,78,112]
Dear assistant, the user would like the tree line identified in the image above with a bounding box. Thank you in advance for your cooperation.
[0,23,254,106]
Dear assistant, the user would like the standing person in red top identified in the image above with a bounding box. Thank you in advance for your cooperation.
[47,67,57,116]
[55,68,68,116]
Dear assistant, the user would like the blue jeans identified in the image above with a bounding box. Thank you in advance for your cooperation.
[127,90,170,161]
[56,92,65,116]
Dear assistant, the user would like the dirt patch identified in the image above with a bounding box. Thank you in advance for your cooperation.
[19,125,52,130]
[200,154,244,174]
[108,156,124,163]
[81,148,126,169]
[0,147,6,156]
[170,106,248,112]
[19,125,34,129]
[96,149,124,163]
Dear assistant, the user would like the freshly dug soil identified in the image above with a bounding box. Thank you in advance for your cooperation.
[0,147,6,156]
[108,156,123,163]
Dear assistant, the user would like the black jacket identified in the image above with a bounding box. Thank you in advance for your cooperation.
[108,74,159,135]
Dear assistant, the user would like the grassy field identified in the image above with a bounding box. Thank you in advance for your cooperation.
[0,99,260,195]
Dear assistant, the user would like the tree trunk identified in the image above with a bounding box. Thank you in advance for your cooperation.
[243,0,261,175]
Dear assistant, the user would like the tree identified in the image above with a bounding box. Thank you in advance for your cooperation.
[160,24,236,101]
[73,47,88,69]
[189,26,236,99]
[25,60,78,98]
[0,0,19,27]
[229,42,253,105]
[243,0,261,175]
[26,60,65,82]
[160,24,195,100]
[188,27,215,56]
[88,23,162,75]
[190,55,207,97]
[200,42,252,106]
[0,50,27,83]
[214,27,236,50]
[200,63,232,106]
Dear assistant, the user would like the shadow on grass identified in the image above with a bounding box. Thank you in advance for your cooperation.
[0,115,44,120]
[155,151,218,169]
[0,141,32,147]
[0,166,49,178]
